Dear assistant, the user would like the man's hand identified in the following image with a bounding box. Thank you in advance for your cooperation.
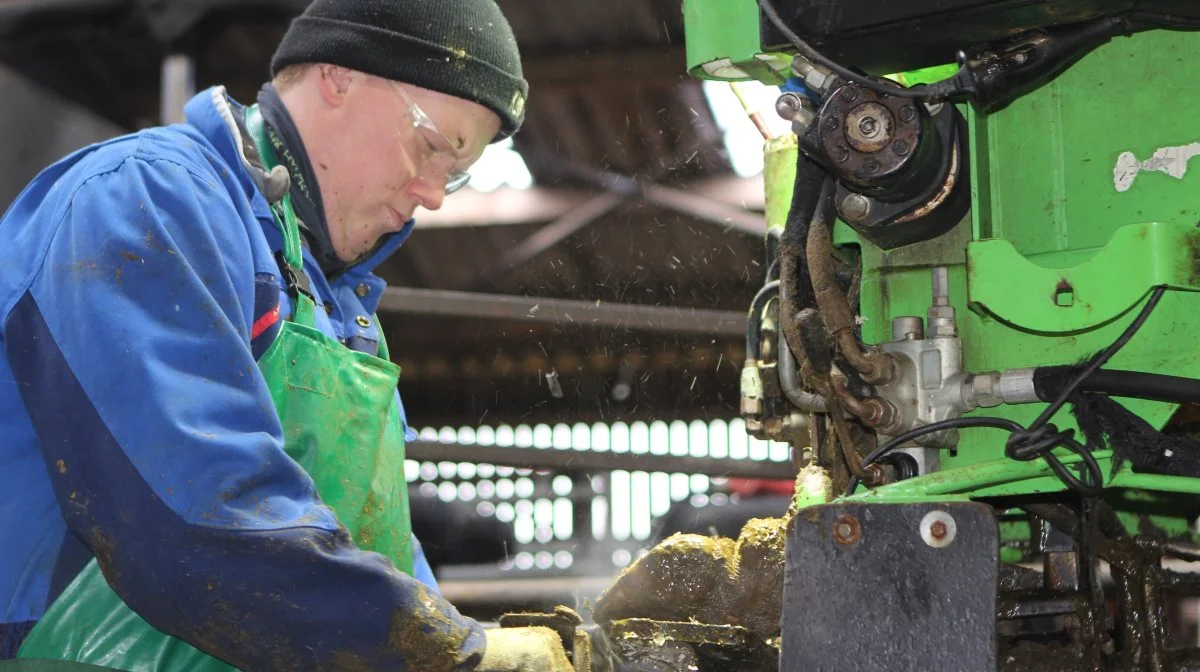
[477,626,574,672]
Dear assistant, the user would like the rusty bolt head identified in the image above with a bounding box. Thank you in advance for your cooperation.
[899,106,916,123]
[841,86,859,103]
[863,159,880,175]
[920,510,957,548]
[834,146,850,163]
[823,115,839,131]
[892,139,911,157]
[833,514,861,545]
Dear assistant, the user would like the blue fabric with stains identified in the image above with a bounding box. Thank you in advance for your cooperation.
[0,88,477,667]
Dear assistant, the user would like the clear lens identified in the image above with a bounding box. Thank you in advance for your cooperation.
[391,82,470,195]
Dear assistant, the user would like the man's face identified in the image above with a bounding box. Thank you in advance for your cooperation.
[310,68,501,262]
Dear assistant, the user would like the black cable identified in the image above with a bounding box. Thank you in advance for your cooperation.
[1022,286,1167,434]
[843,416,1104,497]
[745,280,781,360]
[756,0,963,101]
[846,286,1168,498]
[845,417,1024,497]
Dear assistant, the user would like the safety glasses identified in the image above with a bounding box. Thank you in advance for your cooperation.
[388,82,472,195]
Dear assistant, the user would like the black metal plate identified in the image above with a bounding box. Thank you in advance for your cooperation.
[781,501,999,671]
[759,0,1139,74]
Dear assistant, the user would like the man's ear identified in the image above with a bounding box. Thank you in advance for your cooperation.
[316,64,353,106]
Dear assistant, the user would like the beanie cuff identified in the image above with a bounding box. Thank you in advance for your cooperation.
[272,15,527,139]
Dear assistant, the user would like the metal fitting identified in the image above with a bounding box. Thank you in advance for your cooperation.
[790,55,834,94]
[775,93,817,133]
[775,92,804,120]
[862,397,899,431]
[997,368,1039,404]
[740,362,764,416]
[891,316,925,342]
[964,372,1002,409]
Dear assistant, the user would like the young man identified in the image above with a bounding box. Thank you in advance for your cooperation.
[0,1,571,669]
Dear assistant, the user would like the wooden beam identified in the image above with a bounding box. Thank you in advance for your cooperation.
[416,175,764,229]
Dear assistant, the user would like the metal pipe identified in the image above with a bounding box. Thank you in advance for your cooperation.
[830,376,895,430]
[826,399,879,483]
[777,329,828,412]
[378,287,747,336]
[160,53,194,126]
[404,440,795,480]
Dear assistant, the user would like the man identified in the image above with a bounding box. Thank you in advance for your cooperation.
[0,0,571,670]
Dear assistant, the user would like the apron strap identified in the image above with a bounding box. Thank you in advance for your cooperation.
[244,104,317,327]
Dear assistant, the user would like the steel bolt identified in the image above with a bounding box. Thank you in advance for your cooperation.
[775,93,803,121]
[841,87,859,103]
[863,159,880,175]
[823,115,839,131]
[833,514,861,545]
[899,106,916,123]
[834,146,850,163]
[841,194,871,222]
[920,510,957,548]
[892,139,910,156]
[858,116,879,137]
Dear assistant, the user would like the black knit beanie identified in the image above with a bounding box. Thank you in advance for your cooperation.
[271,0,528,140]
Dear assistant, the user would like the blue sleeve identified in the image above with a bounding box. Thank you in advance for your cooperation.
[2,155,484,670]
[412,534,440,592]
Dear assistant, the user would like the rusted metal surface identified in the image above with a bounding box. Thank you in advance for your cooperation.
[832,513,861,545]
[817,84,922,188]
[604,619,778,672]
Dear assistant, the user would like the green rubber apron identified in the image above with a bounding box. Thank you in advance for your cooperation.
[17,105,415,671]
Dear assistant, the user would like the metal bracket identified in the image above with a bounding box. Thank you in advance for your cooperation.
[782,501,999,671]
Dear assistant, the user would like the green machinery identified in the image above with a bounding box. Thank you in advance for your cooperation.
[634,1,1200,670]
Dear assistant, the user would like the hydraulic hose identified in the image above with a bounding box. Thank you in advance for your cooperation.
[1033,366,1200,405]
[805,180,895,385]
[778,153,831,365]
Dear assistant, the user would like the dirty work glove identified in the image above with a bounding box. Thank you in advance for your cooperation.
[478,626,574,672]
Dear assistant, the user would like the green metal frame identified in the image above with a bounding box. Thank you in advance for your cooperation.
[751,29,1200,542]
[682,0,788,82]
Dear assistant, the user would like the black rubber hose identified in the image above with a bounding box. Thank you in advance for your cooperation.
[1034,366,1200,405]
[777,152,829,354]
[745,280,781,361]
